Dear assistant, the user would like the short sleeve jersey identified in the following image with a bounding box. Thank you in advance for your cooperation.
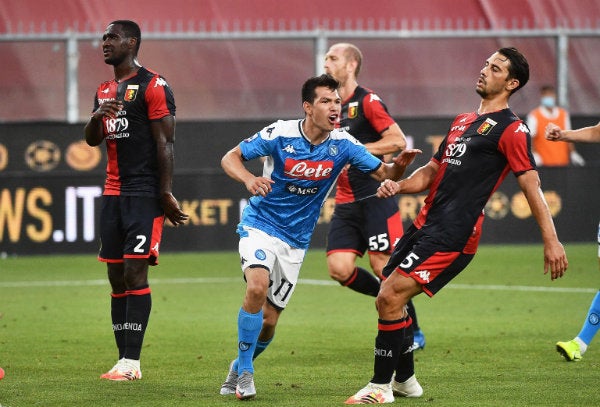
[335,86,396,203]
[415,108,535,251]
[91,66,176,197]
[239,119,383,249]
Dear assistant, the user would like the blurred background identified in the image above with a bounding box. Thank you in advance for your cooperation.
[1,0,599,255]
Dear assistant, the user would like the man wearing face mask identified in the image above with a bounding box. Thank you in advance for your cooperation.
[526,85,585,166]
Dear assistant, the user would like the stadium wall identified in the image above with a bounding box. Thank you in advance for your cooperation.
[0,119,599,256]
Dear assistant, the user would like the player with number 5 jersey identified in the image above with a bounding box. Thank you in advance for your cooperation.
[219,74,421,400]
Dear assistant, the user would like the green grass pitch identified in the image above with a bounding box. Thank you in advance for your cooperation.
[0,243,598,406]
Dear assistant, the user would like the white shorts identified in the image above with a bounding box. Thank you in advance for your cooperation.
[238,226,306,310]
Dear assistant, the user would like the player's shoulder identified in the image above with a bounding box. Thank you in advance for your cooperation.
[257,119,303,140]
[330,128,361,145]
[355,85,381,101]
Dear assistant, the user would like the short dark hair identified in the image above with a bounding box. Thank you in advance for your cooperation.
[301,74,340,104]
[109,20,141,54]
[498,47,529,94]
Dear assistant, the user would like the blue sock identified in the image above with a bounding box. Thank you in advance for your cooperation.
[237,308,263,374]
[577,290,600,346]
[253,337,273,360]
[232,336,274,372]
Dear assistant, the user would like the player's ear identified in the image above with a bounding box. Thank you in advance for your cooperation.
[507,78,519,92]
[302,100,312,116]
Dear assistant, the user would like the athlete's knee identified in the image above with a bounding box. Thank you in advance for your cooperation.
[327,255,355,282]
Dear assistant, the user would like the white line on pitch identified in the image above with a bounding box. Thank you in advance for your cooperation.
[0,277,596,294]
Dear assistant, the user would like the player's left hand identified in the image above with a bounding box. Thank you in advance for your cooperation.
[543,240,568,280]
[161,192,189,226]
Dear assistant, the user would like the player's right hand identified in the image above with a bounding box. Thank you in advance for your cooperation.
[544,123,563,141]
[377,179,400,198]
[246,176,274,197]
[92,100,123,120]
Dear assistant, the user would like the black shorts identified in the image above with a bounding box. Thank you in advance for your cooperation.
[98,195,165,265]
[382,224,475,297]
[326,196,403,256]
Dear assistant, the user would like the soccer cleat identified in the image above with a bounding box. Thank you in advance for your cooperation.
[345,382,394,404]
[100,358,142,381]
[392,374,423,397]
[220,360,238,395]
[100,359,123,379]
[556,340,582,362]
[235,371,256,400]
[413,329,426,350]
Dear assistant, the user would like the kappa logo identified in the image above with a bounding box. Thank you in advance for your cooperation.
[414,270,431,282]
[283,144,296,154]
[516,123,528,133]
[154,78,168,87]
[369,93,382,102]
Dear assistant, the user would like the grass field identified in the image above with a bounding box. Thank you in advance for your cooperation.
[0,243,598,406]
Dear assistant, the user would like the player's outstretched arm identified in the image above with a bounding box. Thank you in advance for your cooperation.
[371,148,422,182]
[516,170,568,280]
[546,122,600,143]
[221,146,274,197]
[377,160,438,198]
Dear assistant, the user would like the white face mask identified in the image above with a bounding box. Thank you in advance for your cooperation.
[541,96,556,108]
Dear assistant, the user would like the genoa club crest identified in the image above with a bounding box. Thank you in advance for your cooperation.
[124,84,139,102]
[348,102,359,119]
[477,117,497,135]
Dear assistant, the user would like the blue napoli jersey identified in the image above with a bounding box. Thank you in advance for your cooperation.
[238,119,382,249]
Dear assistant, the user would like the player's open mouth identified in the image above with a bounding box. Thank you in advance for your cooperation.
[328,114,338,124]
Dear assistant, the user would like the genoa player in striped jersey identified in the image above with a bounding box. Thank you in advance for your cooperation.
[346,48,568,404]
[84,20,188,381]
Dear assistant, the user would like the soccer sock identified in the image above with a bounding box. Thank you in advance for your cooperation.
[237,308,263,374]
[110,292,128,359]
[342,267,381,297]
[122,285,152,361]
[371,317,408,384]
[576,290,600,351]
[394,316,416,383]
[232,337,274,372]
[406,299,421,332]
[253,337,273,360]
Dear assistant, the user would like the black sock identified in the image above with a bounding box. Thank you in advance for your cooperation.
[123,285,152,360]
[394,316,415,383]
[406,299,421,331]
[371,317,409,384]
[342,267,380,297]
[110,293,128,359]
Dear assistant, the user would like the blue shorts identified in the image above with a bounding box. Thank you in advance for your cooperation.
[98,195,165,265]
[326,196,403,256]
